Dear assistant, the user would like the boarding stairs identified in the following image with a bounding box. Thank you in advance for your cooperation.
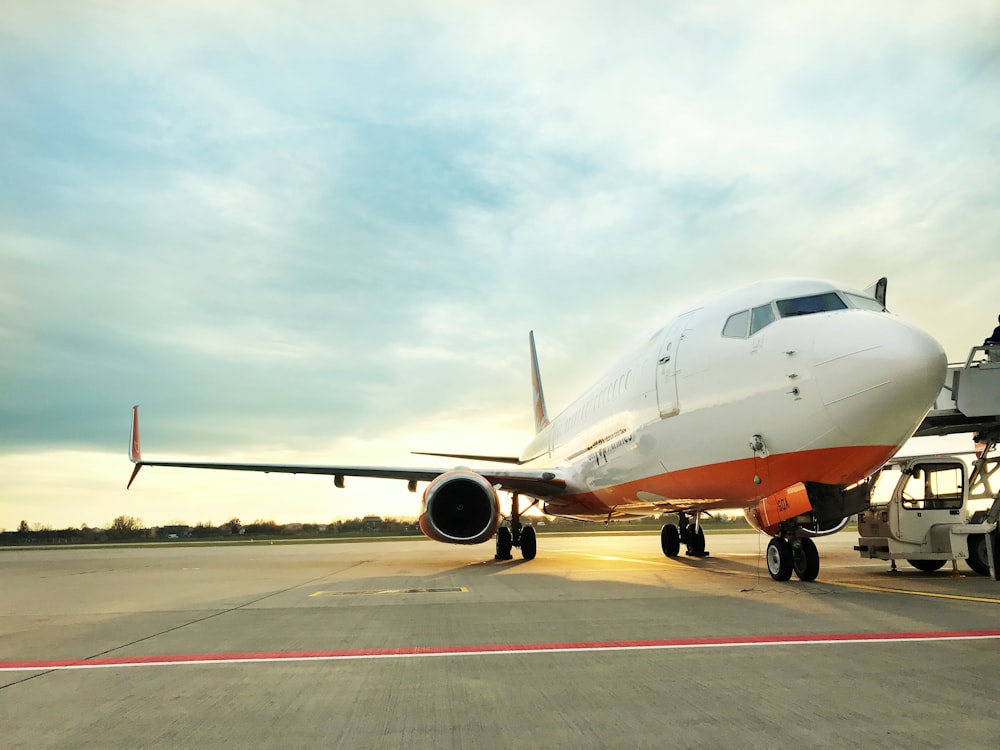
[914,346,1000,441]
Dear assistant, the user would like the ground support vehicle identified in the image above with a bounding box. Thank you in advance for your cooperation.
[855,451,999,576]
[856,345,1000,577]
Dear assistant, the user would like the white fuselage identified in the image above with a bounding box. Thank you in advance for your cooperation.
[520,279,946,519]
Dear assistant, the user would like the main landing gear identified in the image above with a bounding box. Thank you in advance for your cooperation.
[765,535,820,582]
[660,511,709,558]
[495,493,538,562]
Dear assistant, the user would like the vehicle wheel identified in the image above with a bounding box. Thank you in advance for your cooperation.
[791,537,820,581]
[660,524,680,557]
[494,526,513,560]
[520,526,537,561]
[766,537,793,581]
[966,535,991,576]
[907,559,946,572]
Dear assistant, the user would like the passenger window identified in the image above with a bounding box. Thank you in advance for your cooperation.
[775,292,848,318]
[750,304,775,335]
[722,310,750,338]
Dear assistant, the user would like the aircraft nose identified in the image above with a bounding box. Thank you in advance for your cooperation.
[814,314,947,445]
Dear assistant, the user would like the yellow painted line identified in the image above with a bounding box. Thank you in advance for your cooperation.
[310,587,468,597]
[821,580,1000,604]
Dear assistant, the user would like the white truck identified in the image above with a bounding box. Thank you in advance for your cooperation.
[855,452,999,575]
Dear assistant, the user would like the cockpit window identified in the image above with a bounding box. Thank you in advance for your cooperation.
[844,292,886,312]
[750,304,776,335]
[722,310,750,338]
[775,292,847,318]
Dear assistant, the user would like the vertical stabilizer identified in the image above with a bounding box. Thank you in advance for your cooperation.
[127,405,143,489]
[529,331,550,434]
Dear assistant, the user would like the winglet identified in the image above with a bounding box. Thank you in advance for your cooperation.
[529,331,550,434]
[127,405,143,489]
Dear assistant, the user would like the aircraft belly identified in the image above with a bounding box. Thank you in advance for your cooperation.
[553,443,896,517]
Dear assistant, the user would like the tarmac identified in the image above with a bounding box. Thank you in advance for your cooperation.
[2,531,999,749]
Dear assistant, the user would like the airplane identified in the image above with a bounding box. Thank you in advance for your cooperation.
[127,278,947,581]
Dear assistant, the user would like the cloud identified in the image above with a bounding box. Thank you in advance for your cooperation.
[1,1,998,526]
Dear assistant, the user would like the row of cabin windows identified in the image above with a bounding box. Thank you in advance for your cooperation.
[560,369,632,435]
[721,291,884,339]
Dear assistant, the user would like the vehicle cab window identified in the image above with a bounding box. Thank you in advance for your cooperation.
[899,464,964,510]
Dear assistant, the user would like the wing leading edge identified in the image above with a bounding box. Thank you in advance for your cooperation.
[126,406,566,497]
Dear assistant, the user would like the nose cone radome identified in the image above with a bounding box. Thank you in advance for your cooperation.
[814,314,947,447]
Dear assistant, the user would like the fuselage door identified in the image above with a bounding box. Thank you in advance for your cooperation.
[655,313,693,419]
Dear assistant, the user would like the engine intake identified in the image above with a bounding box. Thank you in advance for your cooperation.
[419,470,500,545]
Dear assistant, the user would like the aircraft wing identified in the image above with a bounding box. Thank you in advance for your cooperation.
[126,407,566,497]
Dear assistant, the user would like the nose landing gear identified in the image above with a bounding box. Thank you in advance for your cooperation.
[766,535,819,581]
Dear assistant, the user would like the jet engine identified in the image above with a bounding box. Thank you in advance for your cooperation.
[418,470,501,545]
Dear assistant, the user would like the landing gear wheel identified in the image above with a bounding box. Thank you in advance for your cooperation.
[660,524,680,557]
[520,526,537,561]
[766,537,793,581]
[495,526,513,561]
[967,535,991,576]
[907,559,946,572]
[686,526,707,557]
[791,537,820,581]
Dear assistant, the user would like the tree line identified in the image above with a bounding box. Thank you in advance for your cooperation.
[2,512,749,546]
[1,515,423,545]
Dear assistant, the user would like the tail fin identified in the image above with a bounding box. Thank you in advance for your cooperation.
[127,405,143,489]
[529,331,550,434]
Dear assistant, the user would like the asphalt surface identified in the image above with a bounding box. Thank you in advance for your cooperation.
[2,531,999,749]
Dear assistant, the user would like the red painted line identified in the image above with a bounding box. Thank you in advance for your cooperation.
[3,630,999,672]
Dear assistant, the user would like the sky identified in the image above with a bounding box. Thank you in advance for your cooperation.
[1,1,998,530]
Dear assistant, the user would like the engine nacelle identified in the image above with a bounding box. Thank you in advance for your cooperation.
[418,470,501,545]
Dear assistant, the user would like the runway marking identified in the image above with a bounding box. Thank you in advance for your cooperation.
[3,630,998,672]
[820,580,1000,604]
[309,587,468,597]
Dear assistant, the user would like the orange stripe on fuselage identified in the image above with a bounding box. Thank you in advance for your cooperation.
[551,444,894,516]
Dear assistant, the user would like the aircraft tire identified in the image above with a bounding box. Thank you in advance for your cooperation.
[521,526,537,561]
[687,526,706,556]
[791,537,820,581]
[495,527,513,561]
[907,559,946,572]
[661,524,680,557]
[966,535,991,576]
[766,537,793,581]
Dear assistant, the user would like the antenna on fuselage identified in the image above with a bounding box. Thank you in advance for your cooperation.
[529,331,550,434]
